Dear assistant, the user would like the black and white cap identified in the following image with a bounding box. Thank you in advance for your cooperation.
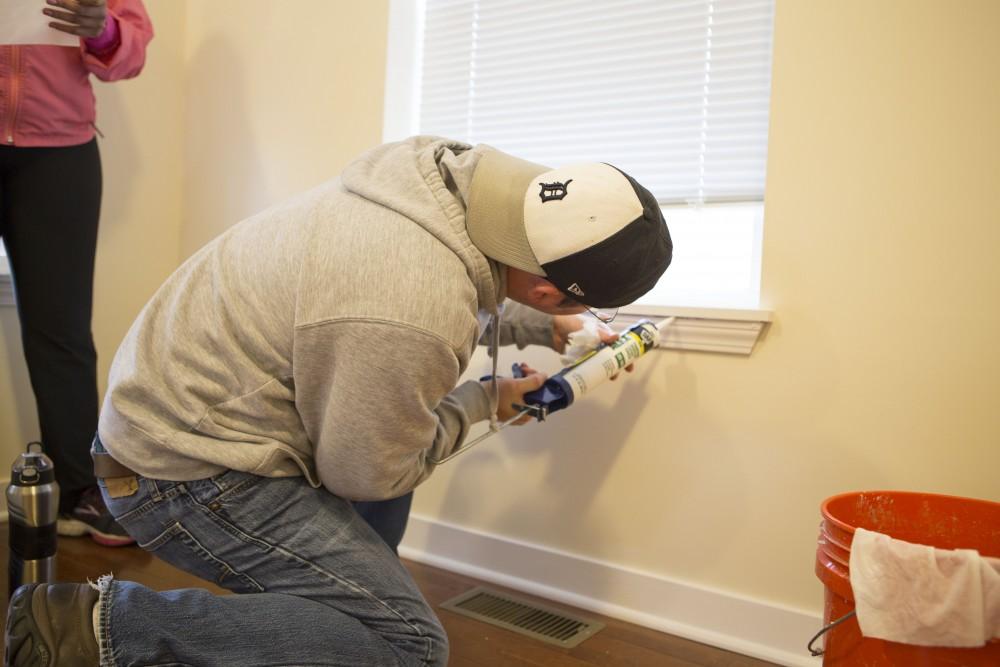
[466,149,672,308]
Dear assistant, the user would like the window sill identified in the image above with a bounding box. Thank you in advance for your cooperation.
[616,305,772,355]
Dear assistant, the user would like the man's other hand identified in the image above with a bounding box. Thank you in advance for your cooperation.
[483,363,546,425]
[552,315,634,377]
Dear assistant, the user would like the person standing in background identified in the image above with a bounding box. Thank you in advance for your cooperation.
[0,0,153,546]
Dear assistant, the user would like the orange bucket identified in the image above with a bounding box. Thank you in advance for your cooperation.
[814,490,1000,666]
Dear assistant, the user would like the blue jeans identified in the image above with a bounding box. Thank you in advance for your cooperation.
[93,442,447,666]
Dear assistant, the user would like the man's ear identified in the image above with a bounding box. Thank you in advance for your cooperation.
[529,278,565,307]
[507,267,566,309]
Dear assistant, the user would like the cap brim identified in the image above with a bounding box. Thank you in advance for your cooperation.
[467,150,549,275]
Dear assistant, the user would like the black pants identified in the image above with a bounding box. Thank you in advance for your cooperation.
[0,139,102,513]
[353,492,414,554]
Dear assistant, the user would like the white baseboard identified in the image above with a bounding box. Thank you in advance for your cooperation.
[400,513,822,667]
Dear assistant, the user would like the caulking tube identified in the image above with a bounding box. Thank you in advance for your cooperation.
[520,317,674,419]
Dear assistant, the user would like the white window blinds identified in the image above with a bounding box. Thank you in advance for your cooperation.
[418,0,774,205]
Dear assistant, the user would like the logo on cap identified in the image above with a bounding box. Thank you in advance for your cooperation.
[567,283,585,297]
[539,179,573,203]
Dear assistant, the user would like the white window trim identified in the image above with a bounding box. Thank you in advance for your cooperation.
[616,306,771,356]
[383,0,424,143]
[0,256,12,307]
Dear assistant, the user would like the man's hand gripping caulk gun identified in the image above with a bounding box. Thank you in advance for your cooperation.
[435,317,675,463]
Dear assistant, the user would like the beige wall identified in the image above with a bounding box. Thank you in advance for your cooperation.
[180,0,390,256]
[2,0,997,617]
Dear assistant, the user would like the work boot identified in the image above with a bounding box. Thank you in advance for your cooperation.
[4,583,100,667]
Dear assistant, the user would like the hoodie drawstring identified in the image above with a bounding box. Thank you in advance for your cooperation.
[430,310,529,465]
[487,312,501,432]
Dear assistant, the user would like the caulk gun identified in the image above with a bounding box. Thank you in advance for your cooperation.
[433,317,674,463]
[511,317,675,421]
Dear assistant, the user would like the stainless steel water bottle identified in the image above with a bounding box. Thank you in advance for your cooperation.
[7,442,59,597]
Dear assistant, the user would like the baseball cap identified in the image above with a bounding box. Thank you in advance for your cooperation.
[466,148,672,308]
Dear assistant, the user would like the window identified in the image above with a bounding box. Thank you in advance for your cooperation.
[384,0,774,311]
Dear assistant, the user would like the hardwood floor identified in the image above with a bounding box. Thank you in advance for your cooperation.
[3,534,778,666]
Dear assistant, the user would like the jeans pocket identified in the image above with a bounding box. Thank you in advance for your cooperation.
[205,470,261,507]
[141,521,265,594]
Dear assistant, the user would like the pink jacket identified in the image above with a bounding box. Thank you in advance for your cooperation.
[0,0,153,147]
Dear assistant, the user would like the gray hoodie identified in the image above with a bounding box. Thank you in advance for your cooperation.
[98,137,554,501]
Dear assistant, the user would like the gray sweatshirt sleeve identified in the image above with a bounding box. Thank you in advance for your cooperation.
[482,301,555,349]
[293,319,491,501]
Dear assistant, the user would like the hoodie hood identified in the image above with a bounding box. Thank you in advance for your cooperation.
[339,136,503,316]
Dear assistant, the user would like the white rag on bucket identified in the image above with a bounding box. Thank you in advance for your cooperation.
[849,527,1000,647]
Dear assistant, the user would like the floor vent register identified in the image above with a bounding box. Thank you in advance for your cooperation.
[439,586,604,648]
